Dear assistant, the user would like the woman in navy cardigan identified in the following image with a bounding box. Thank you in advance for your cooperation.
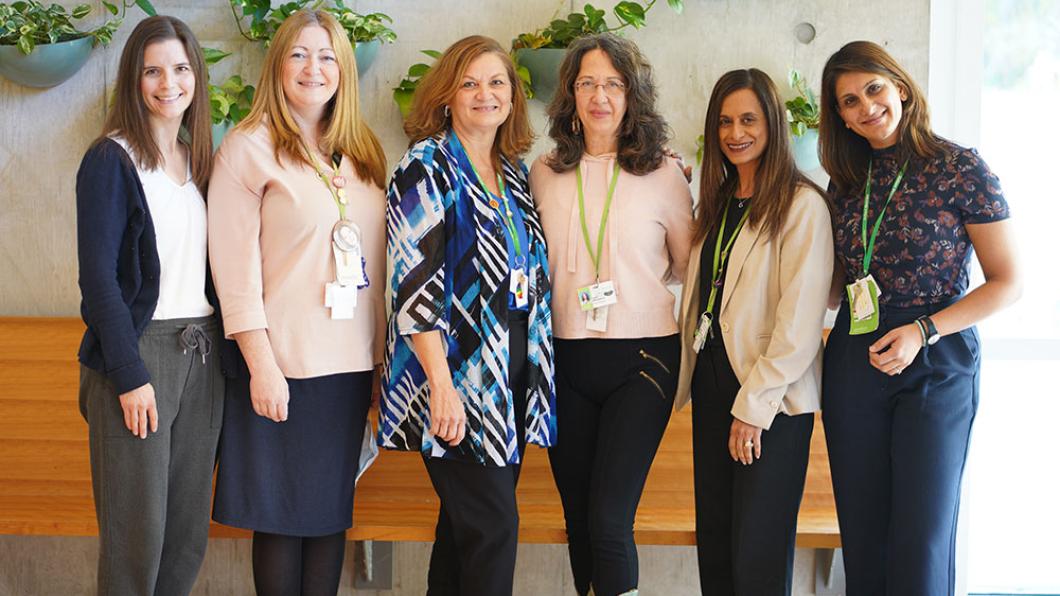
[75,16,231,595]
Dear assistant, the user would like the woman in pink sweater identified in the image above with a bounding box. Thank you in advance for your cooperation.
[528,33,693,596]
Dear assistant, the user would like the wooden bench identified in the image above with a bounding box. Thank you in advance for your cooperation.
[0,317,840,560]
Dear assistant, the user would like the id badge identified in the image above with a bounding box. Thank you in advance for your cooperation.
[325,281,357,319]
[586,304,609,332]
[846,274,881,335]
[511,268,529,308]
[577,280,618,312]
[692,312,712,353]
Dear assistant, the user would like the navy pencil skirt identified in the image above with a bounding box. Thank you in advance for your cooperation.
[822,299,980,596]
[213,370,372,536]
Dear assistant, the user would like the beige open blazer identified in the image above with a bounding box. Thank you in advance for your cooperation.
[675,185,834,430]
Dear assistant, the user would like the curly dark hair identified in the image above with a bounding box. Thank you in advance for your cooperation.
[544,33,670,176]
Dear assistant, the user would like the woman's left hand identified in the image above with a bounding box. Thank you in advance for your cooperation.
[728,419,763,465]
[868,323,923,376]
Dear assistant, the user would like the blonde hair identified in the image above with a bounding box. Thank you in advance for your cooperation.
[236,9,386,188]
[403,35,533,167]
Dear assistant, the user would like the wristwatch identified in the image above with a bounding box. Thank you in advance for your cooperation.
[916,315,940,346]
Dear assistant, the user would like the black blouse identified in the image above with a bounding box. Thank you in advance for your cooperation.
[698,196,752,345]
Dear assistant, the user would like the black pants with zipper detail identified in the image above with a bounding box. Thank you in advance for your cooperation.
[548,334,678,596]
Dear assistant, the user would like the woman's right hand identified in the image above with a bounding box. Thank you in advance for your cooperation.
[429,380,466,446]
[250,363,289,422]
[119,383,158,439]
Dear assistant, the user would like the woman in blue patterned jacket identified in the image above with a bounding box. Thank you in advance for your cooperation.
[380,35,556,596]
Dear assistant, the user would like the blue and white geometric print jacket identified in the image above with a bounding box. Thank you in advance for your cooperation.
[380,130,557,466]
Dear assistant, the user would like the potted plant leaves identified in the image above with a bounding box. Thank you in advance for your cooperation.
[785,68,821,171]
[203,48,254,148]
[511,0,684,102]
[392,49,440,119]
[227,0,396,76]
[0,0,155,88]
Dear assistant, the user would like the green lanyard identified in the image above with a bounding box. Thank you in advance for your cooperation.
[576,163,621,282]
[704,195,751,317]
[860,159,908,277]
[304,146,347,220]
[469,161,522,258]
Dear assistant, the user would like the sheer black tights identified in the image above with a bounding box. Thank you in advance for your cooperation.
[252,530,346,596]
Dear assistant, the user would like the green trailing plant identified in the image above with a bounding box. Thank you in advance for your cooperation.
[393,49,440,118]
[0,0,155,55]
[785,68,820,137]
[203,48,254,127]
[228,0,396,46]
[511,0,684,50]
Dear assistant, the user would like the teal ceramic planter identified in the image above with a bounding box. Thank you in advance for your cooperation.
[212,121,232,150]
[354,40,380,77]
[792,128,820,172]
[514,47,566,104]
[0,36,94,88]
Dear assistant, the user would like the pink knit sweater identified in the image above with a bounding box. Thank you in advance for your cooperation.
[529,153,693,339]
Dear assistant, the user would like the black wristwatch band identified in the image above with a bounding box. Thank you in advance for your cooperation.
[917,315,940,346]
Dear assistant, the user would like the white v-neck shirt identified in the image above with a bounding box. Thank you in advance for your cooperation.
[112,136,213,320]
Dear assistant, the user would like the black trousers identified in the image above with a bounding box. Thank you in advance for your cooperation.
[690,340,813,596]
[548,334,678,596]
[823,300,979,596]
[423,311,529,596]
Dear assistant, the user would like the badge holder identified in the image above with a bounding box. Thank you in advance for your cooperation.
[511,262,530,309]
[325,220,369,320]
[578,280,617,332]
[846,274,881,335]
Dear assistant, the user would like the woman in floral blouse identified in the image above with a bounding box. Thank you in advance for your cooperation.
[818,41,1021,595]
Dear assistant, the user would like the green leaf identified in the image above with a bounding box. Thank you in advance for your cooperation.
[134,0,157,17]
[614,2,647,28]
[407,63,430,77]
[71,4,91,19]
[102,1,118,16]
[393,88,414,118]
[516,64,533,99]
[202,47,231,65]
[16,34,32,54]
[667,0,684,14]
[422,49,442,59]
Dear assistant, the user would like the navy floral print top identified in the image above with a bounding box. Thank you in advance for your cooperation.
[832,141,1010,307]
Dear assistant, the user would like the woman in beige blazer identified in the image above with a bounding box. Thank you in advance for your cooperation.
[675,69,833,595]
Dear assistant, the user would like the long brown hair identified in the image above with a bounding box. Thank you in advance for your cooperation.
[544,33,669,176]
[694,69,823,244]
[403,35,533,169]
[236,9,387,189]
[102,15,211,194]
[819,40,947,194]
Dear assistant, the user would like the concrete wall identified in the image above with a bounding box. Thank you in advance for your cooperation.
[0,0,930,593]
[0,0,929,315]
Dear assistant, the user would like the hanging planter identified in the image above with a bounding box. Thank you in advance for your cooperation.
[0,35,93,88]
[513,48,565,104]
[510,0,684,101]
[354,39,380,76]
[792,128,820,172]
[0,0,156,88]
[785,69,821,172]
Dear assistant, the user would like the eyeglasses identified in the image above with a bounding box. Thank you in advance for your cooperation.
[573,79,626,96]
